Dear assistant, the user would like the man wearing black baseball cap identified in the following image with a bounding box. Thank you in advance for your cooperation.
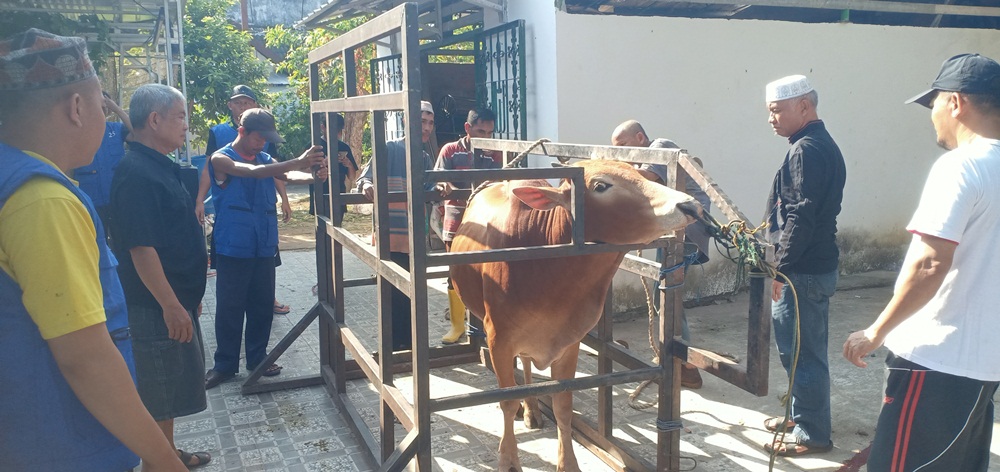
[204,108,329,389]
[196,84,294,316]
[845,53,1000,471]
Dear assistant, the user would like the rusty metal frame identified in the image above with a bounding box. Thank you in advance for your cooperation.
[250,4,769,470]
[459,138,773,471]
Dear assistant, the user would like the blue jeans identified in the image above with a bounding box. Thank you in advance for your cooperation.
[771,269,837,447]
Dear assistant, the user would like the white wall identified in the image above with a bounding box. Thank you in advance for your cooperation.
[507,0,561,168]
[552,12,1000,233]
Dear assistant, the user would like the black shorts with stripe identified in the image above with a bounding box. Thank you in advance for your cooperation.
[868,352,998,472]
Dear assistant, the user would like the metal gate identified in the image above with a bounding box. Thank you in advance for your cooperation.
[474,20,526,141]
[369,20,527,142]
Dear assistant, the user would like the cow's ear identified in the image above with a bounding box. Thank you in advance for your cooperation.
[511,186,568,211]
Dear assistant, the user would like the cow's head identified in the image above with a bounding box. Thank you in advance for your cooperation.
[510,160,701,245]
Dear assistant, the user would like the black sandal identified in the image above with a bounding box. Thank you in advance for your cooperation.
[262,364,282,377]
[178,449,211,468]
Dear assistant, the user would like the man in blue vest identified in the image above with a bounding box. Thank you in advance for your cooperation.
[72,91,132,232]
[0,28,185,471]
[204,108,328,389]
[196,84,293,315]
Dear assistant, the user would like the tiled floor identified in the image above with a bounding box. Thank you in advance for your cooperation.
[186,247,676,471]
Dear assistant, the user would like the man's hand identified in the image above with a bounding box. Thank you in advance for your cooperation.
[771,280,784,302]
[843,329,882,368]
[163,304,193,343]
[314,165,329,182]
[281,200,292,223]
[361,182,374,201]
[195,201,206,226]
[296,145,327,170]
[436,182,454,196]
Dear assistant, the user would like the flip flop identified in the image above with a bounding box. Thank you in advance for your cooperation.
[178,449,211,468]
[273,302,291,315]
[262,364,282,377]
[764,439,833,457]
[764,416,796,432]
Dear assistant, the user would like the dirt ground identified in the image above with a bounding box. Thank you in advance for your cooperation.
[278,193,370,251]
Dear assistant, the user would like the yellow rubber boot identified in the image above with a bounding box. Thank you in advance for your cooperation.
[441,288,466,344]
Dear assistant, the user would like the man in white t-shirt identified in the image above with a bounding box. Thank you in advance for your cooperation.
[844,53,1000,471]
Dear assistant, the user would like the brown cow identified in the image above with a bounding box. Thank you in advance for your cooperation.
[450,159,700,472]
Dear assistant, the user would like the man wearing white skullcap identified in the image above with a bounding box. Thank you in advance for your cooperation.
[357,100,446,351]
[761,75,846,457]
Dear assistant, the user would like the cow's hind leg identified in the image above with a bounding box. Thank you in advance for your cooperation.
[491,345,523,472]
[550,344,582,472]
[518,355,544,429]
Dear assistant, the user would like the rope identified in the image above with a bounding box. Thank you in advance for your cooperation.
[467,138,552,204]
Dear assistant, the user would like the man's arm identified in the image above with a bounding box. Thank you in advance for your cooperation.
[194,164,211,225]
[357,157,375,200]
[843,233,956,367]
[129,246,193,343]
[274,179,291,223]
[211,145,325,182]
[343,148,359,191]
[105,96,133,132]
[48,325,186,471]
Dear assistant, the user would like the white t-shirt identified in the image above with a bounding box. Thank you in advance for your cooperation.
[884,137,1000,381]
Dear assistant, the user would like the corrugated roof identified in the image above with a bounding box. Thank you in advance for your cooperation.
[0,0,179,48]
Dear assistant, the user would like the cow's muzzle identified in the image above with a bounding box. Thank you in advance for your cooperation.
[677,200,703,221]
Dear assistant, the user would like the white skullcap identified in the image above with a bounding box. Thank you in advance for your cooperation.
[420,100,434,115]
[766,75,813,102]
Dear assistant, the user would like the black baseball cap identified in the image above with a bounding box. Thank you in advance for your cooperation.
[907,53,1000,108]
[230,84,258,102]
[240,108,285,143]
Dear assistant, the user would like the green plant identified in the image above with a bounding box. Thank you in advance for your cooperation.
[182,0,269,149]
[265,19,374,164]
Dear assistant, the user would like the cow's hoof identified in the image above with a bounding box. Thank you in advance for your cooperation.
[522,409,544,429]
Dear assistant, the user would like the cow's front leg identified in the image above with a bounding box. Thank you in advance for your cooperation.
[550,343,582,472]
[491,344,523,472]
[519,355,543,429]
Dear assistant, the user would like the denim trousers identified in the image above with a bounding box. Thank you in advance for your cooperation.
[771,269,838,447]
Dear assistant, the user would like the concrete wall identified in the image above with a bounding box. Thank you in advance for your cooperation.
[507,0,561,169]
[227,0,329,29]
[552,12,1000,235]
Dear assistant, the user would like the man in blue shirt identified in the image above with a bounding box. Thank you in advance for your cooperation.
[73,92,132,231]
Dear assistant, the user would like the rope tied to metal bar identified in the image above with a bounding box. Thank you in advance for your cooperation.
[467,138,553,204]
[656,419,684,432]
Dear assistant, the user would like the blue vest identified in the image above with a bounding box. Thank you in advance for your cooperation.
[210,122,238,150]
[209,144,279,258]
[73,121,127,208]
[0,143,139,471]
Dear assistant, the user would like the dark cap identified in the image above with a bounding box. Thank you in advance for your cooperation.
[240,108,284,144]
[0,28,97,91]
[230,84,258,102]
[907,53,1000,108]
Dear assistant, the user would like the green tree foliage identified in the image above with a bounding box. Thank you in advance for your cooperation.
[265,18,374,164]
[183,0,268,149]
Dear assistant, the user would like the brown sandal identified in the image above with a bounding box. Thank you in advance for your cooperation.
[763,416,796,432]
[764,439,833,457]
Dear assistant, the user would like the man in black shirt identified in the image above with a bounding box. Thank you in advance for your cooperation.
[109,83,211,467]
[761,75,846,457]
[309,113,358,218]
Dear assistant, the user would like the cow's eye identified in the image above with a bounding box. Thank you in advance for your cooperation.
[593,181,611,193]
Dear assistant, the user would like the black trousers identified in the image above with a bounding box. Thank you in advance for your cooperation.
[868,352,999,472]
[389,252,411,351]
